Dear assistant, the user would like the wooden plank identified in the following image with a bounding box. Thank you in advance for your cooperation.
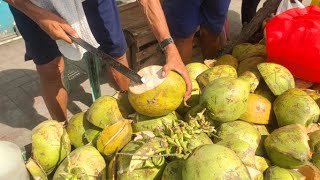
[136,43,159,62]
[124,21,156,48]
[118,1,137,11]
[137,52,165,71]
[119,2,145,29]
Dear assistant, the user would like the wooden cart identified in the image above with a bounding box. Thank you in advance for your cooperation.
[119,2,164,71]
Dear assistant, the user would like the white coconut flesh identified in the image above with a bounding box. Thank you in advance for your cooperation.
[130,66,166,94]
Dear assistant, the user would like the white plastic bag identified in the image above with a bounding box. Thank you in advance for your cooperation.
[0,141,30,180]
[276,0,305,15]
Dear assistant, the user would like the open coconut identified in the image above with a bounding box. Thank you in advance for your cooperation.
[96,119,132,156]
[239,93,271,125]
[257,63,295,96]
[128,65,186,117]
[26,158,48,180]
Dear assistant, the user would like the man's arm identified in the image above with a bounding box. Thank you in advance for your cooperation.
[4,0,77,44]
[138,0,192,100]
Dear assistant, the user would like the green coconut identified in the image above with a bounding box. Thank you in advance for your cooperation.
[200,77,250,122]
[312,152,320,169]
[309,130,320,153]
[264,166,305,180]
[96,119,132,156]
[113,91,135,115]
[217,139,256,167]
[115,139,166,180]
[237,56,265,92]
[187,132,213,151]
[239,71,260,92]
[25,158,48,180]
[232,43,266,61]
[264,124,311,169]
[216,121,261,150]
[86,96,127,129]
[132,111,181,133]
[196,65,237,88]
[255,156,270,173]
[303,89,320,107]
[303,89,320,99]
[186,62,209,80]
[53,145,106,180]
[237,56,265,76]
[66,112,102,148]
[215,54,239,69]
[273,88,320,127]
[254,125,270,157]
[257,63,295,96]
[176,79,200,115]
[232,43,253,60]
[161,160,184,180]
[32,120,71,174]
[182,144,251,180]
[254,82,276,103]
[128,65,186,117]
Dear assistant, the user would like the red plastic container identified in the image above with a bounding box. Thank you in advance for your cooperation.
[266,6,320,82]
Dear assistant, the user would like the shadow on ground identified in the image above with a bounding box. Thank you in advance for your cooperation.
[0,68,96,130]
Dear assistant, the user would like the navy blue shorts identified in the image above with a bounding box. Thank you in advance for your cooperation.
[9,0,127,65]
[163,0,231,38]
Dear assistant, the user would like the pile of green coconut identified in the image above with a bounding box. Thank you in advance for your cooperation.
[25,42,320,180]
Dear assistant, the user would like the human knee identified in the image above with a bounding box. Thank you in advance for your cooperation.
[36,56,65,83]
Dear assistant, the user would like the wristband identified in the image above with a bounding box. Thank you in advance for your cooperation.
[159,37,174,51]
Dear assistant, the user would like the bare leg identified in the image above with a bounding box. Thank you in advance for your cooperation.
[109,53,130,92]
[241,0,261,25]
[36,56,67,122]
[199,26,221,59]
[174,32,196,65]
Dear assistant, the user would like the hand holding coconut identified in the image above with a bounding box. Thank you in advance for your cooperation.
[162,44,192,100]
[137,0,192,100]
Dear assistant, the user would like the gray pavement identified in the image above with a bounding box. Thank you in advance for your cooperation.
[0,0,311,148]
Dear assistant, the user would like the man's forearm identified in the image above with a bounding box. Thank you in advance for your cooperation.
[138,0,171,42]
[4,0,48,23]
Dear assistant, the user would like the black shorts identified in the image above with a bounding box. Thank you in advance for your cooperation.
[163,0,231,38]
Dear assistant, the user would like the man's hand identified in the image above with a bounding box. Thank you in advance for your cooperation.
[4,0,78,44]
[162,44,192,100]
[33,10,78,44]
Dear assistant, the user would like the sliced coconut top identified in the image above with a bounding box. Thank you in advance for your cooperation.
[129,65,166,94]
